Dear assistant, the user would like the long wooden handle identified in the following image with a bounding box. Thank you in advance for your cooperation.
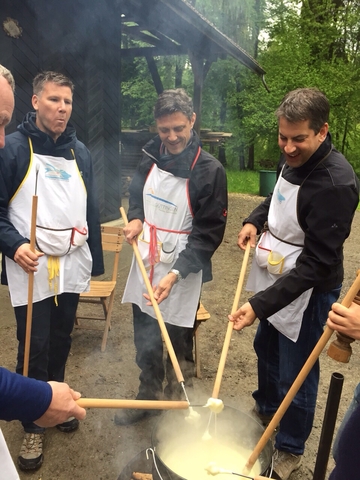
[23,195,38,377]
[76,398,189,410]
[212,242,251,399]
[246,270,360,470]
[120,207,184,384]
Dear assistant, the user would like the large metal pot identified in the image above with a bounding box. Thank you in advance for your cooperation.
[151,405,273,480]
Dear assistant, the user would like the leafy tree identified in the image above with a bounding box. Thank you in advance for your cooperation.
[234,0,360,173]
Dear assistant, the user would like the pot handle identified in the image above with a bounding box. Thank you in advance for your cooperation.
[146,448,165,480]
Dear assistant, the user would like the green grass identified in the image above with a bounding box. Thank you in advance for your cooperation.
[226,169,260,195]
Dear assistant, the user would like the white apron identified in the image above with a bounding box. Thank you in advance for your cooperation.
[0,429,20,480]
[247,172,313,342]
[6,139,92,307]
[122,157,202,328]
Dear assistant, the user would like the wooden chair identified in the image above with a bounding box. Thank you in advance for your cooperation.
[194,302,211,378]
[75,225,124,352]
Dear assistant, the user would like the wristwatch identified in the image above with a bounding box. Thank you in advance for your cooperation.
[168,269,182,283]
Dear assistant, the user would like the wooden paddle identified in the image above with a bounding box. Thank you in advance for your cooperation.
[120,207,186,391]
[77,398,188,410]
[23,168,39,377]
[212,241,251,399]
[245,270,360,471]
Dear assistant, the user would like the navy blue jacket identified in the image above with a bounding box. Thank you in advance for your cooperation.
[0,367,52,422]
[0,112,104,283]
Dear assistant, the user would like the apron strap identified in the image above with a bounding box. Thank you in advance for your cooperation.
[263,222,304,248]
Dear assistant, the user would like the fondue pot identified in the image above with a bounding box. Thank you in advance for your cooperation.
[150,405,273,480]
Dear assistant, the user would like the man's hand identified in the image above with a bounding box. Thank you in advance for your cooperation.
[123,219,143,245]
[34,381,86,428]
[228,302,257,331]
[237,223,257,250]
[143,272,177,306]
[327,302,360,340]
[14,243,44,273]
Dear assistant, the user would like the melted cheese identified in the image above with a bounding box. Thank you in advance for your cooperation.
[204,398,224,414]
[159,437,261,480]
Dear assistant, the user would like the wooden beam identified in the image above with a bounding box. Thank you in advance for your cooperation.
[188,52,213,135]
[121,45,193,58]
[122,25,162,47]
[145,55,163,95]
[189,53,203,135]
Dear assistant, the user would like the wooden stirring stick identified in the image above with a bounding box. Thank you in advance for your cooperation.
[77,398,188,410]
[212,241,251,399]
[120,207,186,392]
[245,270,360,471]
[23,165,40,376]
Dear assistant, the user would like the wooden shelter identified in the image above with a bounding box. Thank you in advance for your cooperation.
[0,0,265,222]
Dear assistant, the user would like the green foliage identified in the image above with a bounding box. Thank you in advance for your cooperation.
[121,58,158,129]
[233,0,360,171]
[121,55,194,129]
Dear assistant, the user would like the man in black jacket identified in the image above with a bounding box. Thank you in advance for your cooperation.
[229,88,359,480]
[0,71,104,471]
[115,88,228,425]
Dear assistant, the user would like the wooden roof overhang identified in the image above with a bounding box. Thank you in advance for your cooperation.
[119,0,267,130]
[120,0,266,77]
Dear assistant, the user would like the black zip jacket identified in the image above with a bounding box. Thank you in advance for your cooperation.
[244,134,359,320]
[0,112,104,284]
[127,131,228,282]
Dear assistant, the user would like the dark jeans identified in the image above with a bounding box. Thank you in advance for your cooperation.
[132,304,195,401]
[14,293,79,433]
[253,286,341,455]
[332,382,360,462]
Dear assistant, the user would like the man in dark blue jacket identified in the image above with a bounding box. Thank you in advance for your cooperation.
[0,367,87,479]
[0,64,86,478]
[0,367,86,425]
[0,70,104,471]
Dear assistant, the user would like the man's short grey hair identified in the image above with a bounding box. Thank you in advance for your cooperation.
[276,88,330,134]
[33,71,74,96]
[0,64,15,92]
[154,88,194,120]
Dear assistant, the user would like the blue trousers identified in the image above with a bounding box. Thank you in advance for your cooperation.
[253,286,341,455]
[14,293,79,433]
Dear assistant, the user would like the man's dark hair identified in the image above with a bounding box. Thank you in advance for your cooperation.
[154,88,194,120]
[33,71,74,96]
[276,88,330,134]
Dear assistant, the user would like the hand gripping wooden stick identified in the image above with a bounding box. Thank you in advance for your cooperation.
[212,241,251,399]
[120,207,186,392]
[245,269,360,471]
[23,191,38,377]
[327,269,360,363]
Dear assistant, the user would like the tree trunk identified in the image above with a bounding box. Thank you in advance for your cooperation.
[248,143,254,170]
[175,59,183,88]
